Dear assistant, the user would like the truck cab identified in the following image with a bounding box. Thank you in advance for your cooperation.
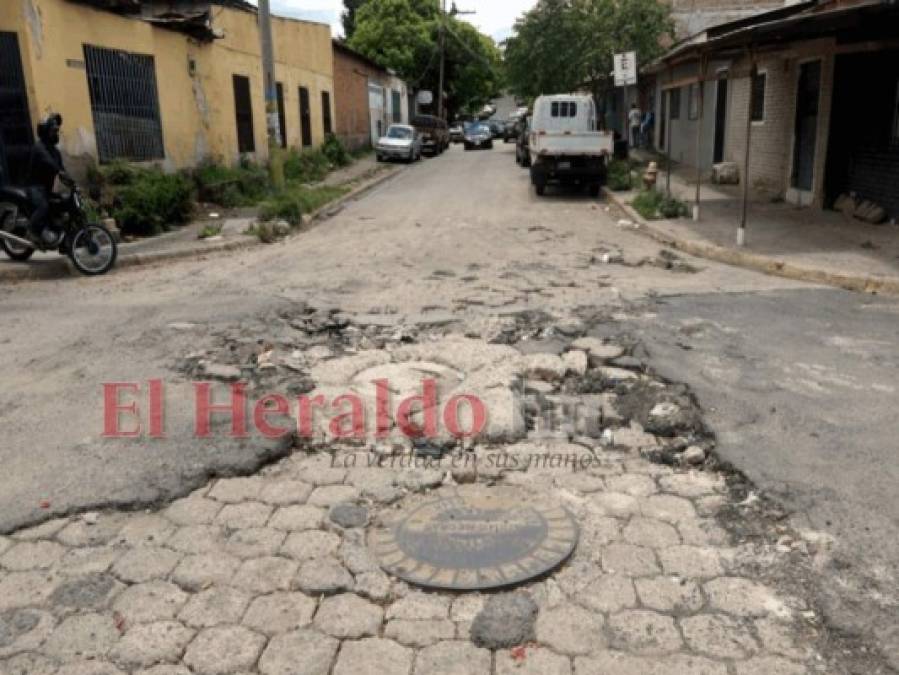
[529,94,613,196]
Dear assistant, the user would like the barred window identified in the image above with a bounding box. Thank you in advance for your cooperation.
[84,45,164,162]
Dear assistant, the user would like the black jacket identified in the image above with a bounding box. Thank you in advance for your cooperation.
[25,141,65,193]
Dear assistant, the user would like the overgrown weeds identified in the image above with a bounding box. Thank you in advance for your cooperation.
[258,185,349,227]
[631,189,688,220]
[607,159,634,192]
[194,159,269,207]
[90,162,194,237]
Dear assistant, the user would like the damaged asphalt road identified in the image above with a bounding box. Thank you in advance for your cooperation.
[619,287,899,667]
[1,144,898,671]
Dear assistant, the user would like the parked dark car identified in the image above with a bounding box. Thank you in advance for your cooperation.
[515,117,531,167]
[503,120,520,143]
[411,115,449,155]
[463,122,493,150]
[488,120,505,139]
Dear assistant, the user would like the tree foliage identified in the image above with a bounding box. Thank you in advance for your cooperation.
[346,0,503,118]
[341,0,368,39]
[504,0,674,100]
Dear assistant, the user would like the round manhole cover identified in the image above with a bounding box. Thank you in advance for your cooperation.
[370,487,578,591]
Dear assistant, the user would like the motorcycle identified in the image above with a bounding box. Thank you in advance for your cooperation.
[0,184,117,276]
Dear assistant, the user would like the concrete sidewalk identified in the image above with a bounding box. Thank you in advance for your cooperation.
[606,160,899,295]
[0,156,397,283]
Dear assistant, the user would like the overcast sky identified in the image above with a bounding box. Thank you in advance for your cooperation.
[268,0,537,42]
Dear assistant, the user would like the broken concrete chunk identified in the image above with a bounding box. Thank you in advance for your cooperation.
[571,337,625,365]
[562,349,588,376]
[682,446,707,465]
[200,362,242,381]
[470,593,538,649]
[522,353,568,382]
[712,162,739,185]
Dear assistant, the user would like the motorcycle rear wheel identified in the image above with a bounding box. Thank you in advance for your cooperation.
[69,224,117,275]
[0,213,35,261]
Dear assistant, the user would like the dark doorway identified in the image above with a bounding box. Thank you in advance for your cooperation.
[824,51,899,219]
[791,61,821,191]
[233,75,255,153]
[0,31,33,185]
[713,76,728,163]
[275,82,287,148]
[321,91,332,136]
[299,87,312,147]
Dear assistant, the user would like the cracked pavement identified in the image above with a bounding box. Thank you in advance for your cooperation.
[1,144,897,673]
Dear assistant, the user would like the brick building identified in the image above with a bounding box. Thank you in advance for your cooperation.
[645,0,899,219]
[332,41,410,152]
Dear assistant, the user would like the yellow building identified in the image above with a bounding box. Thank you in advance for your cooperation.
[0,0,335,181]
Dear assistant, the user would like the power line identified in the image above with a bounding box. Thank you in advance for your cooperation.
[437,0,476,118]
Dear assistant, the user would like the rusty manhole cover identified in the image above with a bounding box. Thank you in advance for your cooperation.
[370,487,578,590]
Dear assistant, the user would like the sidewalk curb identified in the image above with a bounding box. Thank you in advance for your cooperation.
[0,165,402,284]
[603,188,899,296]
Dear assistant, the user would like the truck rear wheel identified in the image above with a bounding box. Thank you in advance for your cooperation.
[535,182,546,196]
[587,183,601,197]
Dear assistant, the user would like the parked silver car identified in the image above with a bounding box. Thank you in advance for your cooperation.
[376,125,422,163]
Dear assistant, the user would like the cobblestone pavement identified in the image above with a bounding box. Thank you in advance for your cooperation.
[0,326,851,675]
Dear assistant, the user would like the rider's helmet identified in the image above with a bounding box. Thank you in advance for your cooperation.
[37,113,63,146]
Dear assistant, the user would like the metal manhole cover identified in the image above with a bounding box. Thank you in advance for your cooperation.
[370,487,578,591]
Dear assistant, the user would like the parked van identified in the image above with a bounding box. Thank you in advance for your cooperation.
[411,115,449,155]
[529,94,613,196]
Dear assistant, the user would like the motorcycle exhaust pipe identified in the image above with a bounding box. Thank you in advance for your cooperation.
[0,230,34,249]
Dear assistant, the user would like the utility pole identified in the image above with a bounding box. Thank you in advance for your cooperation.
[258,0,284,186]
[438,0,446,120]
[436,0,474,121]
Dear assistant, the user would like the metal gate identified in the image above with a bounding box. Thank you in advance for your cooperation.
[0,32,33,185]
[84,44,164,163]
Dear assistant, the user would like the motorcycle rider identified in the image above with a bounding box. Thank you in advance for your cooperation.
[25,113,74,245]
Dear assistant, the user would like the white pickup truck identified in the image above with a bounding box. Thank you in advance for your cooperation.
[529,94,613,196]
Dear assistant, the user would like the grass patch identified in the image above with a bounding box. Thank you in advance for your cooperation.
[631,189,689,220]
[89,163,194,237]
[283,148,331,183]
[607,159,634,192]
[256,183,350,236]
[198,223,223,239]
[87,137,356,239]
[321,134,352,168]
[194,159,270,207]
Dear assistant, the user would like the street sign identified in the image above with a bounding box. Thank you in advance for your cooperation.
[417,90,434,106]
[614,51,638,87]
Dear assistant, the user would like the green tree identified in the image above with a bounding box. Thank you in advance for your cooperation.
[504,0,673,101]
[341,0,368,40]
[347,0,502,118]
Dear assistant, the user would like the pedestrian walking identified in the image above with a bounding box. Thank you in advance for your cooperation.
[628,103,642,148]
